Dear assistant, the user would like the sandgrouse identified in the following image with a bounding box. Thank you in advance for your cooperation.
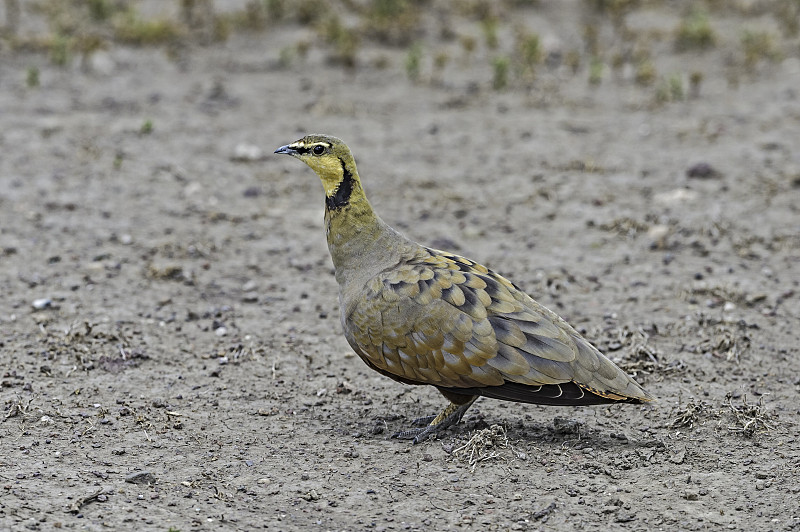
[275,134,653,443]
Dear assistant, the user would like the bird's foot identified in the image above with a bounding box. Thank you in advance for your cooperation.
[410,414,437,427]
[391,398,477,444]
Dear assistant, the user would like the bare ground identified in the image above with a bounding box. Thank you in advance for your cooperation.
[1,1,800,531]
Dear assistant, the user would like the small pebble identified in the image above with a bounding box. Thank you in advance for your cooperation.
[32,298,52,310]
[686,162,719,179]
[125,471,156,485]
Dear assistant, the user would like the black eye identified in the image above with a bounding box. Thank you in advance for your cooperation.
[312,145,325,155]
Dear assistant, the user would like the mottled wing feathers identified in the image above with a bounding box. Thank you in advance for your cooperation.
[343,248,652,405]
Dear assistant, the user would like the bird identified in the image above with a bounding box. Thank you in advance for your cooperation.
[274,134,653,443]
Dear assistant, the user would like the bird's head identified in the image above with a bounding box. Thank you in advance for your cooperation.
[274,134,358,202]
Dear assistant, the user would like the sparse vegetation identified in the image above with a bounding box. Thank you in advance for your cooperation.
[405,42,423,82]
[113,8,184,46]
[481,17,499,49]
[669,399,710,430]
[726,395,776,438]
[589,56,604,84]
[741,30,781,67]
[449,425,524,472]
[655,73,685,102]
[515,30,542,79]
[363,0,423,46]
[635,58,656,86]
[318,14,360,68]
[492,55,510,89]
[26,66,40,87]
[675,9,716,51]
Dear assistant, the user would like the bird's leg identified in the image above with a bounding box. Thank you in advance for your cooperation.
[410,414,437,426]
[392,397,478,444]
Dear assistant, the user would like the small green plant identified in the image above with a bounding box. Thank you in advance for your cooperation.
[405,42,423,82]
[278,46,295,68]
[492,56,509,89]
[775,0,800,36]
[565,49,581,73]
[363,0,422,46]
[49,35,71,66]
[588,56,604,85]
[295,40,310,61]
[516,31,542,77]
[293,0,326,25]
[266,0,286,23]
[88,0,114,21]
[655,73,685,102]
[140,119,153,135]
[227,1,269,32]
[635,59,656,86]
[675,9,716,51]
[318,14,360,67]
[113,8,183,46]
[741,30,780,67]
[434,51,449,72]
[481,17,499,49]
[26,66,40,88]
[689,71,703,97]
[460,34,477,61]
[669,74,684,100]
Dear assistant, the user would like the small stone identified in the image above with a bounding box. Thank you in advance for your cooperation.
[553,417,581,435]
[682,489,699,500]
[218,356,228,365]
[755,480,766,490]
[32,298,52,310]
[242,292,259,303]
[257,478,271,484]
[125,471,156,485]
[686,162,719,179]
[302,489,320,501]
[215,326,227,336]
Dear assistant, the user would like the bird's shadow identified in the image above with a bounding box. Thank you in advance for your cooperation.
[365,408,664,453]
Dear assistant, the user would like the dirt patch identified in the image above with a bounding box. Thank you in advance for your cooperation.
[1,1,799,530]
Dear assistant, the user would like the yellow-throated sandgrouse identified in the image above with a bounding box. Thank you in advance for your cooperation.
[275,134,653,443]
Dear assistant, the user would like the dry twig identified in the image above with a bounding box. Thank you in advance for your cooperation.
[449,424,521,472]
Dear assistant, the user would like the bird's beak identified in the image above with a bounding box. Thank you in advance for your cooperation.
[274,144,297,156]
